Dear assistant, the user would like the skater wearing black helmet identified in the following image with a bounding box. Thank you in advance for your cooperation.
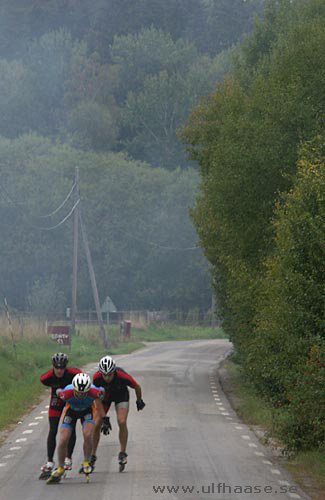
[39,353,81,479]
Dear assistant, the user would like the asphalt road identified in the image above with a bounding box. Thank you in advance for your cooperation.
[0,339,309,500]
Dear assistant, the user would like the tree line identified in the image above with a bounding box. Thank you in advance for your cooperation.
[0,0,264,168]
[0,135,211,313]
[0,0,264,314]
[181,0,325,451]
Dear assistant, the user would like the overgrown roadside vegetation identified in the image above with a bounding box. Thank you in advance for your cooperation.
[0,324,224,434]
[222,357,325,500]
[181,0,325,468]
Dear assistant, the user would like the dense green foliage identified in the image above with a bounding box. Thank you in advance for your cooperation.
[248,138,325,450]
[181,0,325,450]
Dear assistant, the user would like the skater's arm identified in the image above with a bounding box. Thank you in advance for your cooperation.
[95,398,105,419]
[134,383,145,410]
[40,370,54,386]
[134,383,142,401]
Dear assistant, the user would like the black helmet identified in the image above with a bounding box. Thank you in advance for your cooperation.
[52,352,68,368]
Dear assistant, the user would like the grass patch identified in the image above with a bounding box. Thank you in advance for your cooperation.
[0,336,108,431]
[223,357,325,498]
[223,358,275,430]
[286,450,325,495]
[130,324,227,342]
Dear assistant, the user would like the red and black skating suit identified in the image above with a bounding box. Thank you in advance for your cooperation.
[40,367,81,462]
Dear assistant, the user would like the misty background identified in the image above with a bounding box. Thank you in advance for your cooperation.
[0,0,265,314]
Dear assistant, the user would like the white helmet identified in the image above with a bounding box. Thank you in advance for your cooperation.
[72,373,91,392]
[98,355,116,375]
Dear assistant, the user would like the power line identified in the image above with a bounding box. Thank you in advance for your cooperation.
[32,199,80,230]
[36,183,76,218]
[0,180,79,230]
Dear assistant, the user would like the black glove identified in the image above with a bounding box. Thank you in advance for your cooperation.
[136,399,145,411]
[101,416,112,435]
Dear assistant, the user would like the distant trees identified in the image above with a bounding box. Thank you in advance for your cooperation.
[0,0,264,166]
[0,0,265,61]
[0,134,211,312]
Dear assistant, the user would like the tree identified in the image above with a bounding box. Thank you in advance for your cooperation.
[109,27,198,101]
[26,276,65,315]
[121,51,229,168]
[180,0,325,348]
[248,136,325,449]
[0,59,35,137]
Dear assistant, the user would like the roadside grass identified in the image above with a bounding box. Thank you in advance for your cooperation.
[223,357,325,498]
[286,451,325,494]
[130,324,227,341]
[223,358,275,429]
[0,336,108,431]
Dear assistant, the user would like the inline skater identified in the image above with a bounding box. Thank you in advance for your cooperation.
[39,353,81,479]
[46,373,105,484]
[91,355,145,472]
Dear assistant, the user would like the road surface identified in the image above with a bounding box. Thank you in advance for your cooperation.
[0,339,308,500]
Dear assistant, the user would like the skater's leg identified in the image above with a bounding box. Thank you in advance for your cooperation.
[47,416,60,461]
[66,427,76,459]
[57,427,72,467]
[82,422,94,462]
[116,405,129,454]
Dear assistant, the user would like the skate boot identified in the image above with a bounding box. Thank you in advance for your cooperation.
[64,457,72,471]
[46,466,65,484]
[118,451,128,472]
[90,454,97,471]
[80,461,92,482]
[63,457,72,477]
[39,461,54,480]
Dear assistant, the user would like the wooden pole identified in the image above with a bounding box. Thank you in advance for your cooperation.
[71,167,79,335]
[79,210,108,348]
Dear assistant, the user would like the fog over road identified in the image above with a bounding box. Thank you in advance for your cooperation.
[0,340,308,500]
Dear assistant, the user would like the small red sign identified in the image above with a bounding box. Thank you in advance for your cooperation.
[48,325,71,345]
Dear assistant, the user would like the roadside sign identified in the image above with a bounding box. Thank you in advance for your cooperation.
[48,325,71,345]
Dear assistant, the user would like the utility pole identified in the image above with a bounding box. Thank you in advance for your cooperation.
[71,167,79,335]
[79,210,108,348]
